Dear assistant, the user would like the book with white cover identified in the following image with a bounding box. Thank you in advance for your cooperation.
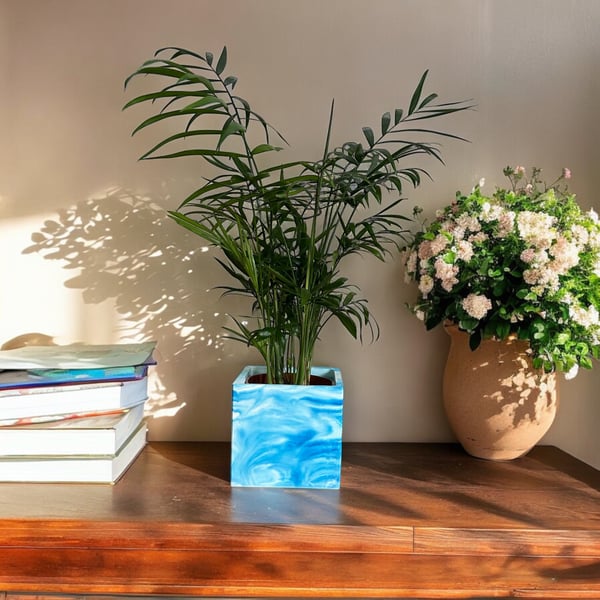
[0,403,145,456]
[0,376,148,421]
[0,422,147,483]
[0,341,156,370]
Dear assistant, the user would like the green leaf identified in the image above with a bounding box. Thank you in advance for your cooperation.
[224,76,237,89]
[362,127,375,147]
[183,95,228,111]
[469,330,482,351]
[394,108,403,125]
[215,46,228,75]
[381,112,391,135]
[217,118,246,149]
[124,65,187,87]
[459,318,478,331]
[333,311,358,338]
[130,109,212,136]
[123,90,214,110]
[492,280,506,296]
[251,143,282,155]
[142,148,248,161]
[495,320,511,339]
[139,128,229,160]
[409,70,429,114]
[167,210,219,245]
[232,155,253,177]
[418,93,438,109]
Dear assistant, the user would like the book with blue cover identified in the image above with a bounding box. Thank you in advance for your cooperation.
[0,361,153,391]
[0,341,156,390]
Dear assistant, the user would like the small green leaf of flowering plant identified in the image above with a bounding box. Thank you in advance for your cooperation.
[402,166,600,378]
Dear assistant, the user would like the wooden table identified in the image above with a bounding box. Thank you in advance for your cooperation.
[0,442,599,599]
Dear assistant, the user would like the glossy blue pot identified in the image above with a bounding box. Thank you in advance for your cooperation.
[231,365,343,489]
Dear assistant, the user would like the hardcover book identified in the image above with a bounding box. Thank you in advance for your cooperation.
[0,361,153,391]
[0,376,148,421]
[0,423,147,483]
[0,341,156,370]
[0,403,145,456]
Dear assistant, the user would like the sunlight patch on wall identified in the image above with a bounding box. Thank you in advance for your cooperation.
[1,187,248,438]
[0,213,91,345]
[0,210,183,425]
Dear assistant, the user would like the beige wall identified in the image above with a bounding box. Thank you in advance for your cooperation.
[1,0,600,466]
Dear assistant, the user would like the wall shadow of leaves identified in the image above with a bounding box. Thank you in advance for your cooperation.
[22,187,247,440]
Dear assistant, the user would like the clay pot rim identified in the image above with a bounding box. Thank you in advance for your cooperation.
[443,320,523,345]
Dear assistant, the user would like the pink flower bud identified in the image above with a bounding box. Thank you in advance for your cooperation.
[562,168,572,179]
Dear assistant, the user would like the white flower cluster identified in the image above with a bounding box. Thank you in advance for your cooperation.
[570,304,600,329]
[406,200,600,329]
[461,293,492,320]
[481,202,515,238]
[403,167,600,375]
[405,201,520,321]
[516,210,556,248]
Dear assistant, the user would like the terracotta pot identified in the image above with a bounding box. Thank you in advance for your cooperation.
[442,324,558,460]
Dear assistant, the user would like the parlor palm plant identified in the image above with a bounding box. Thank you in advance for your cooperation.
[124,46,471,385]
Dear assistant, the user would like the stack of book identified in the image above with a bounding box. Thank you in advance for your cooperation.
[0,341,155,483]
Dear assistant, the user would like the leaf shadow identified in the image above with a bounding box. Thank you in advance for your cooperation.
[22,187,247,439]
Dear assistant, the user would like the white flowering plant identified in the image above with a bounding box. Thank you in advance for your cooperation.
[403,166,600,378]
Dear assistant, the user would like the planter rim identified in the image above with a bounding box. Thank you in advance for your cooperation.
[233,365,343,388]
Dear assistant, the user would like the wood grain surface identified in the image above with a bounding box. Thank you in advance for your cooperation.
[0,442,599,598]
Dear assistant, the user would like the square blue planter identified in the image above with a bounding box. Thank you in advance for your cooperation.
[231,365,344,489]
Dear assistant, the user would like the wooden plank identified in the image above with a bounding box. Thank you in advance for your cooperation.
[6,596,86,600]
[0,522,413,553]
[416,527,600,557]
[1,549,600,598]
